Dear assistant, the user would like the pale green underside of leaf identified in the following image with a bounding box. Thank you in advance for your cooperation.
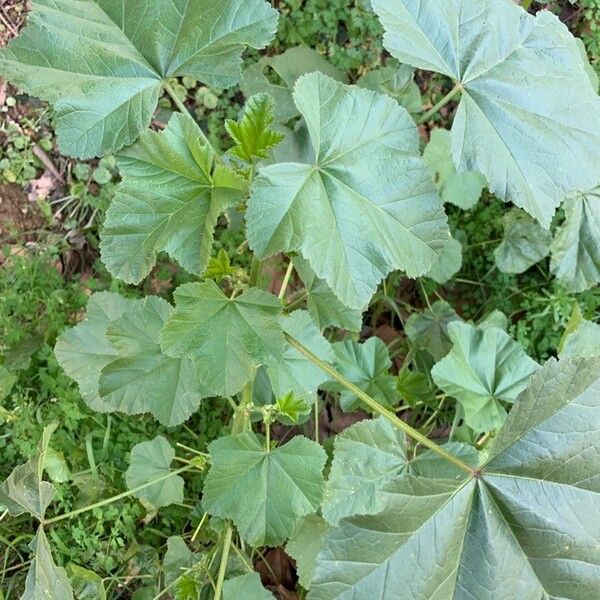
[54,292,132,412]
[309,357,600,599]
[294,257,364,332]
[559,319,600,360]
[100,112,246,284]
[431,321,539,432]
[286,515,330,590]
[267,310,334,401]
[98,296,207,427]
[424,237,462,284]
[247,72,449,309]
[223,573,275,600]
[373,0,600,227]
[550,188,600,292]
[0,0,278,158]
[423,128,486,210]
[494,208,552,274]
[161,281,285,397]
[203,433,327,547]
[125,436,184,508]
[22,526,74,600]
[323,338,397,413]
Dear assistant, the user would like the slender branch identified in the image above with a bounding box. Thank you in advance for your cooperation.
[214,524,234,600]
[417,84,462,125]
[163,81,214,151]
[285,333,474,474]
[278,260,294,300]
[43,465,195,525]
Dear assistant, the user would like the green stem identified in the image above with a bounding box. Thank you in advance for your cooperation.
[278,260,294,300]
[214,524,234,600]
[44,465,194,525]
[249,255,263,288]
[232,381,253,434]
[163,81,214,151]
[283,292,308,313]
[285,333,474,475]
[417,84,462,125]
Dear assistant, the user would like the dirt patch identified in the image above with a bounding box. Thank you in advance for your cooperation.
[0,1,28,47]
[0,183,46,240]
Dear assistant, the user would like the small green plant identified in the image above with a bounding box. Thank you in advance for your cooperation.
[1,1,600,598]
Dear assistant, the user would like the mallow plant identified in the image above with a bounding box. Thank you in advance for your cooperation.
[1,0,600,598]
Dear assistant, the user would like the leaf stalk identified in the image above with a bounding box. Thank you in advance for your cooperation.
[214,523,234,600]
[417,84,462,125]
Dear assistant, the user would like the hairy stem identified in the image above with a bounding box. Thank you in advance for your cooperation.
[214,524,234,600]
[278,260,295,300]
[285,333,474,474]
[44,465,195,525]
[417,84,462,126]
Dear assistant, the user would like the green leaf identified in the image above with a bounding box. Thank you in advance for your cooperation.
[396,368,435,407]
[323,338,397,412]
[99,296,206,427]
[226,94,284,163]
[66,564,106,600]
[125,436,184,509]
[0,424,56,519]
[0,0,278,158]
[0,366,17,402]
[404,300,461,362]
[222,573,275,600]
[373,0,600,227]
[55,292,133,412]
[203,433,327,546]
[275,392,312,423]
[423,236,462,284]
[431,321,539,431]
[358,62,422,114]
[322,418,408,526]
[559,318,600,359]
[576,38,600,93]
[286,514,330,590]
[241,46,347,123]
[494,208,552,274]
[100,113,246,284]
[44,448,70,484]
[550,188,600,292]
[161,282,285,396]
[22,526,74,600]
[4,335,44,371]
[267,311,334,401]
[294,257,363,332]
[310,357,600,599]
[247,72,449,310]
[163,536,196,587]
[204,249,237,282]
[423,128,486,210]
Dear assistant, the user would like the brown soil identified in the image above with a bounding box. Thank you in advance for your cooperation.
[0,183,46,240]
[0,1,28,47]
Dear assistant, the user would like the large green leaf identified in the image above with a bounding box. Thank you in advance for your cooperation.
[494,208,552,274]
[323,338,397,412]
[294,257,364,332]
[99,296,207,426]
[431,321,539,431]
[309,357,600,599]
[0,0,278,158]
[322,418,408,526]
[373,0,600,227]
[0,424,56,520]
[202,433,327,546]
[125,436,184,509]
[559,318,600,359]
[423,128,486,210]
[161,282,285,396]
[223,573,275,600]
[55,292,133,412]
[267,310,334,401]
[100,113,246,284]
[22,526,74,600]
[247,72,449,309]
[550,188,600,292]
[286,515,330,590]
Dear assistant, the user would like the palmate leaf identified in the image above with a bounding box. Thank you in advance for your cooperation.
[100,113,246,284]
[22,526,74,600]
[423,236,462,284]
[309,357,600,599]
[494,208,552,274]
[431,322,539,431]
[202,432,327,547]
[98,296,207,427]
[0,0,278,158]
[160,282,285,397]
[559,318,600,359]
[247,72,449,310]
[125,436,184,509]
[373,0,600,227]
[550,187,600,292]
